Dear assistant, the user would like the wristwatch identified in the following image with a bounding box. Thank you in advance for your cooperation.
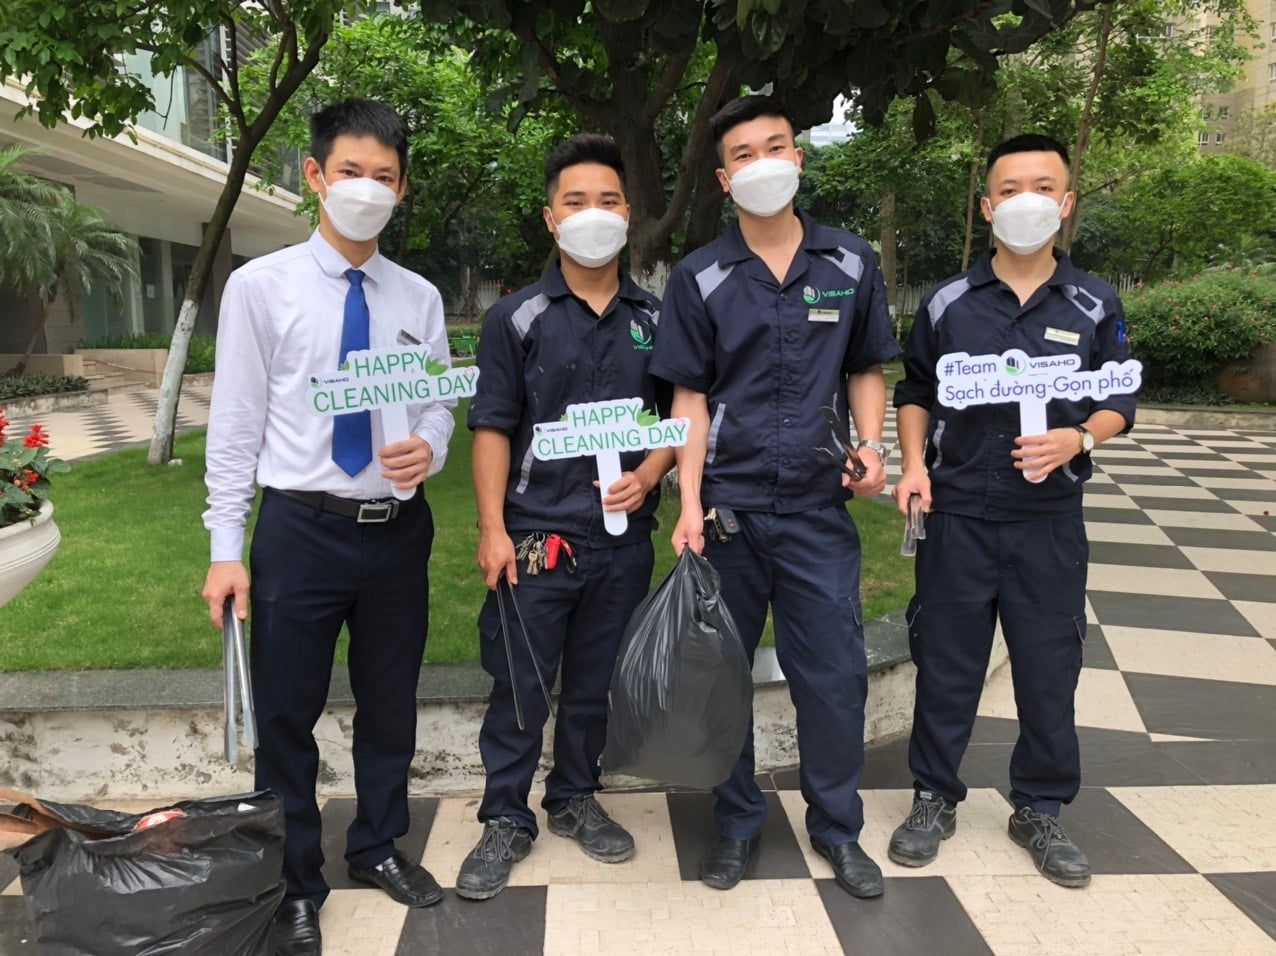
[858,439,890,466]
[1075,425,1095,455]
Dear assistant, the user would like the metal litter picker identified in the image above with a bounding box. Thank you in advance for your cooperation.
[223,597,258,764]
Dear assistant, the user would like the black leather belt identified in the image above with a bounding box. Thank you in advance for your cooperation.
[269,487,420,523]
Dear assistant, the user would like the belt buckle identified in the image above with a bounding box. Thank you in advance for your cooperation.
[356,501,395,524]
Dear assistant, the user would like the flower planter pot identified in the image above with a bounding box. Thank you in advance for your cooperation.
[0,502,61,608]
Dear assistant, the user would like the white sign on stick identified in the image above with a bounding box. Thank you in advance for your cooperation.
[532,397,689,536]
[308,345,480,500]
[935,349,1141,483]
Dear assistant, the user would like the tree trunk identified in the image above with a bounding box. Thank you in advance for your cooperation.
[148,39,327,465]
[459,265,480,321]
[897,236,910,339]
[879,185,897,311]
[1060,4,1114,253]
[962,113,986,271]
[10,294,58,377]
[680,141,727,259]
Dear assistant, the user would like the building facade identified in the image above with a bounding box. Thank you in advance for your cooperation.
[1198,0,1276,153]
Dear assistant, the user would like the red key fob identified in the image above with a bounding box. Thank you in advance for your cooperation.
[545,534,561,571]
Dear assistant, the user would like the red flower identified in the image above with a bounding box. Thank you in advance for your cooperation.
[23,425,48,449]
[0,407,8,445]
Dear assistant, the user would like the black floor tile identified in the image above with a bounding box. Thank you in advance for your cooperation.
[816,877,992,956]
[396,885,545,955]
[1144,451,1222,461]
[858,736,915,790]
[1100,472,1199,487]
[1088,542,1195,569]
[1075,726,1208,787]
[1254,516,1276,533]
[1125,673,1276,742]
[320,797,438,890]
[1131,496,1236,513]
[1203,572,1276,603]
[1159,738,1276,785]
[0,895,35,953]
[969,716,1023,745]
[1083,481,1126,495]
[1082,624,1118,670]
[1093,456,1165,468]
[1206,872,1276,941]
[1163,527,1276,551]
[1214,487,1276,503]
[1088,591,1259,636]
[665,791,809,881]
[1083,506,1153,525]
[1180,467,1273,480]
[1056,788,1193,875]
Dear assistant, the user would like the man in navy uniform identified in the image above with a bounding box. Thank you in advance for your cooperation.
[202,100,452,955]
[889,134,1137,888]
[651,96,900,898]
[458,134,673,900]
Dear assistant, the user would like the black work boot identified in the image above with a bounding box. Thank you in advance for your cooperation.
[547,793,636,863]
[888,791,957,867]
[1008,807,1092,888]
[455,818,534,901]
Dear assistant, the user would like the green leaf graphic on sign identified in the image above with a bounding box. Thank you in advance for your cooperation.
[425,358,449,375]
[637,410,659,426]
[338,361,349,371]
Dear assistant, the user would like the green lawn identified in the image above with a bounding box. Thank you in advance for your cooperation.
[0,405,914,671]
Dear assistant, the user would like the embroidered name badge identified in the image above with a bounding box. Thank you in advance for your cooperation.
[1044,327,1080,346]
[808,309,840,323]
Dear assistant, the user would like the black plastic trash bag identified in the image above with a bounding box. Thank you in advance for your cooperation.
[603,548,753,789]
[0,788,285,956]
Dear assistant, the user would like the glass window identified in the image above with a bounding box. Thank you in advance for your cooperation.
[1198,131,1210,145]
[1216,131,1226,144]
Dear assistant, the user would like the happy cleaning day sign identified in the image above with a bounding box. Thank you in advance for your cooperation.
[309,345,480,500]
[936,349,1141,483]
[533,398,689,536]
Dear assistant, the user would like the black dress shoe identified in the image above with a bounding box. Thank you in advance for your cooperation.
[811,840,884,898]
[348,850,444,907]
[271,899,321,956]
[700,836,758,890]
[548,793,635,863]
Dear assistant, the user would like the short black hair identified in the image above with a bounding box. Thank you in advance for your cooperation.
[310,98,409,180]
[710,95,795,162]
[544,134,626,200]
[986,134,1071,177]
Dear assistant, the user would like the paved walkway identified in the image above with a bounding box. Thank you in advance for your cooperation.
[1,405,1274,953]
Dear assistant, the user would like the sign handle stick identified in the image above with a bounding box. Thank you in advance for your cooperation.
[378,404,418,501]
[1019,399,1049,484]
[596,450,628,536]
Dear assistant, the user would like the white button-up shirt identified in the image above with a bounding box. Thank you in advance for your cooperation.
[203,231,455,562]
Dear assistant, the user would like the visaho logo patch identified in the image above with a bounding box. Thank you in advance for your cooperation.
[630,318,653,352]
[802,284,856,305]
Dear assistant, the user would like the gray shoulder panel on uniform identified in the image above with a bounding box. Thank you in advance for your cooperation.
[695,261,734,301]
[1061,284,1105,324]
[821,246,864,282]
[636,301,660,326]
[510,293,551,337]
[928,277,971,328]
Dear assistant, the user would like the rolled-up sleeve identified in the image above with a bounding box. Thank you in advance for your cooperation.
[1092,295,1137,432]
[203,272,270,563]
[845,250,903,375]
[648,263,715,393]
[467,304,524,434]
[411,284,456,475]
[893,300,939,412]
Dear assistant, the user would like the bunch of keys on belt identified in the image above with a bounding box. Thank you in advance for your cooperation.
[900,493,927,557]
[705,506,740,543]
[516,532,577,575]
[814,406,868,481]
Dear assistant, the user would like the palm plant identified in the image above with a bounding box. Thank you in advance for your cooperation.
[0,144,59,295]
[9,190,139,377]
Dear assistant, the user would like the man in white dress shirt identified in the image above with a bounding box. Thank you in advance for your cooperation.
[202,99,452,955]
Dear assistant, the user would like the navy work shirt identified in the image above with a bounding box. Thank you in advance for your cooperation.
[650,210,901,513]
[893,250,1138,521]
[467,262,666,547]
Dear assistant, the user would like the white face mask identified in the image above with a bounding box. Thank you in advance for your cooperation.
[990,191,1063,255]
[552,208,629,268]
[728,158,800,217]
[319,174,398,242]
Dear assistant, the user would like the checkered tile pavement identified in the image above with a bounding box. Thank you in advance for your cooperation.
[2,416,1275,953]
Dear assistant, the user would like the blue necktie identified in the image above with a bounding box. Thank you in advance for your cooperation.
[331,269,373,476]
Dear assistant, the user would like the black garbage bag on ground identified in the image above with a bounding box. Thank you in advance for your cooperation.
[0,788,284,956]
[603,548,753,789]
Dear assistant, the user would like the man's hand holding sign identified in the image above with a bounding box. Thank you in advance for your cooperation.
[935,348,1141,483]
[307,345,480,499]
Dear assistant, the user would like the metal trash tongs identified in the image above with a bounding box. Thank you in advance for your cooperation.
[815,406,868,481]
[495,577,556,732]
[900,493,928,557]
[223,597,258,764]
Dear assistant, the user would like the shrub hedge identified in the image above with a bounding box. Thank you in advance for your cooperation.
[0,374,90,400]
[85,332,216,373]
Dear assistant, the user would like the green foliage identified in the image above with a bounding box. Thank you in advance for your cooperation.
[0,375,89,400]
[0,409,70,527]
[0,144,60,292]
[1124,271,1276,387]
[86,332,216,373]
